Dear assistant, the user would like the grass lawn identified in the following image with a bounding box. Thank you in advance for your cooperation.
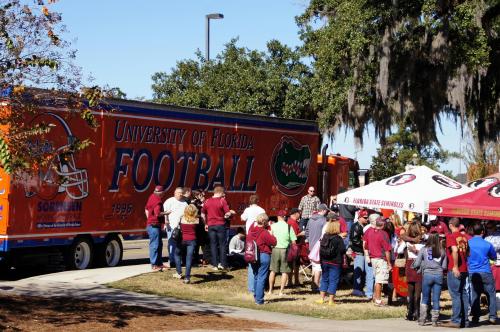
[109,266,454,320]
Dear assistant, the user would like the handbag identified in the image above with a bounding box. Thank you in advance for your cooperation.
[394,251,406,268]
[171,225,182,243]
[394,257,406,268]
[287,243,299,263]
[286,225,299,263]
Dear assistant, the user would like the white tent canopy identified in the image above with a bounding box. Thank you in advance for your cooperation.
[337,166,473,214]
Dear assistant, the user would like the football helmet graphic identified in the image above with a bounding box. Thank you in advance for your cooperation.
[23,112,89,200]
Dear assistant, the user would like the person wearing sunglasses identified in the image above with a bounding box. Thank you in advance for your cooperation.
[298,186,320,231]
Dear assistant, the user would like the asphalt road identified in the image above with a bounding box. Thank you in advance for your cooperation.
[0,239,154,281]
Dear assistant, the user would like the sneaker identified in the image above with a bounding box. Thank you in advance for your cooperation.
[328,300,335,306]
[488,318,497,325]
[152,265,163,272]
[217,263,223,270]
[374,299,386,307]
[211,265,219,271]
[314,298,326,304]
[183,279,190,284]
[172,273,182,279]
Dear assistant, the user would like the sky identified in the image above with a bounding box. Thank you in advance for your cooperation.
[52,0,466,175]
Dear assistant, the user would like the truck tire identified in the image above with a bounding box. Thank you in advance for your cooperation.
[65,237,93,270]
[95,235,123,267]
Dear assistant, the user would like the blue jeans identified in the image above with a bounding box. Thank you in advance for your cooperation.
[320,263,342,295]
[470,272,497,321]
[166,226,177,267]
[252,253,270,304]
[422,273,443,311]
[365,259,374,298]
[447,271,469,326]
[247,263,255,293]
[175,240,196,280]
[208,225,227,268]
[147,225,163,266]
[299,218,309,232]
[352,253,365,295]
[344,219,353,247]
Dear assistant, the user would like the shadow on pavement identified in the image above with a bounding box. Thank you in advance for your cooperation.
[0,293,282,331]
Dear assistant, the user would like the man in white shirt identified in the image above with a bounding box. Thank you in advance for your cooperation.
[163,187,188,268]
[241,194,265,233]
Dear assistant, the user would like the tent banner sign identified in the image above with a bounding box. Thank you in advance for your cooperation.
[351,197,405,209]
[448,208,500,219]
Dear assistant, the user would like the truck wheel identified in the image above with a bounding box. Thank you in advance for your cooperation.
[66,238,93,270]
[98,236,123,267]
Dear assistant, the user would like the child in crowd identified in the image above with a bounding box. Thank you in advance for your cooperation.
[413,233,447,326]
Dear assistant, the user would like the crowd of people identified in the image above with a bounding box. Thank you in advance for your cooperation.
[144,184,499,327]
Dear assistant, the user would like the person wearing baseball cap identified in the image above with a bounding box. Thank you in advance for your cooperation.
[364,214,392,306]
[287,208,303,287]
[350,209,369,297]
[268,210,297,296]
[145,185,167,271]
[428,215,449,237]
[305,203,330,291]
[337,187,357,244]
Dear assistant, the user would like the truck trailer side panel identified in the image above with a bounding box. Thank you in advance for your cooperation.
[0,100,319,256]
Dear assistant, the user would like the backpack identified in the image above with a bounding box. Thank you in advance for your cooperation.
[244,229,262,264]
[171,225,182,243]
[320,235,336,261]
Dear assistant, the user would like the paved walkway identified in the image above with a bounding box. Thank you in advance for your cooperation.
[0,265,497,332]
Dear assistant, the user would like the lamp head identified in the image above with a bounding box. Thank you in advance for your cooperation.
[206,13,224,19]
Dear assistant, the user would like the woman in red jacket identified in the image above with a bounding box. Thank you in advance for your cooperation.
[248,213,277,305]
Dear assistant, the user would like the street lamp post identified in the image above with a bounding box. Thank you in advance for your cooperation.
[205,13,224,61]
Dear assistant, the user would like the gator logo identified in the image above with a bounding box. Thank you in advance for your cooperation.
[270,136,311,196]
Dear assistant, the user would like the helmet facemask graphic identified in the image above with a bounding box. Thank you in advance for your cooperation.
[23,112,89,200]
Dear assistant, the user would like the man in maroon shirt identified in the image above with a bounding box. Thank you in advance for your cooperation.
[428,215,450,237]
[364,216,392,306]
[145,185,167,271]
[442,218,470,328]
[201,186,235,271]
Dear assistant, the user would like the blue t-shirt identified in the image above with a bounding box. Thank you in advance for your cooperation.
[467,236,496,273]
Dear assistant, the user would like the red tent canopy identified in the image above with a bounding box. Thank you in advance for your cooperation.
[429,182,500,221]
